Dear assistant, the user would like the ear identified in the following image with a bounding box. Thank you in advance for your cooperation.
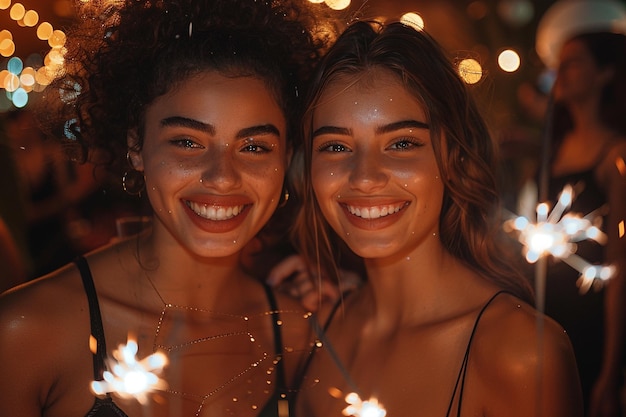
[127,130,144,171]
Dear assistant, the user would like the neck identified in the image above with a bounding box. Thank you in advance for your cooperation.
[358,245,473,329]
[133,230,252,310]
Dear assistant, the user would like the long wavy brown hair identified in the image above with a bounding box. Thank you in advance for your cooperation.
[291,21,534,303]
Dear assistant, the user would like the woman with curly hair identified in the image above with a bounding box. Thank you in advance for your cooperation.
[291,21,583,417]
[0,0,330,416]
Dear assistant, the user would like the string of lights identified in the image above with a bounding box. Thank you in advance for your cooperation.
[0,0,66,108]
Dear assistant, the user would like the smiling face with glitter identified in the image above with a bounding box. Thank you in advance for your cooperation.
[310,68,444,260]
[130,71,288,258]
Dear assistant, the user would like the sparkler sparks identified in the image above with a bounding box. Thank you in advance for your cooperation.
[91,337,168,403]
[343,392,387,417]
[505,184,614,293]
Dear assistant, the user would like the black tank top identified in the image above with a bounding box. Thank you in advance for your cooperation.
[75,256,288,417]
[298,290,507,417]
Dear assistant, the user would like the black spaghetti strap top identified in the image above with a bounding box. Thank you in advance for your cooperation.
[445,290,508,417]
[297,290,508,417]
[75,256,288,417]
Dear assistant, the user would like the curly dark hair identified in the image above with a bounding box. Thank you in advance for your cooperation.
[37,0,332,180]
[292,21,534,303]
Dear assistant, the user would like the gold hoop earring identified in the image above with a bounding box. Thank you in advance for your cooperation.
[123,151,144,195]
[122,169,145,196]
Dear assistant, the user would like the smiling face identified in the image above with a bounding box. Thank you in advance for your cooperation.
[310,68,444,260]
[130,71,288,258]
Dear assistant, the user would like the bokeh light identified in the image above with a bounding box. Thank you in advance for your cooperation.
[400,12,425,31]
[324,0,350,11]
[9,3,25,21]
[498,49,521,72]
[457,58,483,84]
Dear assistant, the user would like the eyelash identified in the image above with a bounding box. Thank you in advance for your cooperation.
[316,137,425,153]
[168,138,274,153]
[388,137,424,150]
[241,140,273,153]
[316,141,349,153]
[170,138,202,149]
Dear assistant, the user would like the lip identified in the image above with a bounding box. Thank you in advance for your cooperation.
[339,200,410,230]
[182,195,253,233]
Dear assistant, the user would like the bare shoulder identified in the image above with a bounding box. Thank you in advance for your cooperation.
[468,292,583,417]
[0,262,87,345]
[0,261,90,415]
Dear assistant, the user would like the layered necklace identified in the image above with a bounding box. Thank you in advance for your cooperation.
[143,272,305,416]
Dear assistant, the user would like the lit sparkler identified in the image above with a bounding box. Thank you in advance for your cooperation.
[343,392,387,417]
[91,336,168,404]
[505,184,614,294]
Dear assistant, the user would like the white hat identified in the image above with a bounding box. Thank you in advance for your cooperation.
[536,0,626,68]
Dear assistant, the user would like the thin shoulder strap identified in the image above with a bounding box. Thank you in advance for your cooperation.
[262,283,288,392]
[323,296,343,331]
[292,293,346,389]
[446,290,508,417]
[75,256,108,381]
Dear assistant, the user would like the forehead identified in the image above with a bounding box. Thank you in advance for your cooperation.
[313,68,427,125]
[148,71,286,127]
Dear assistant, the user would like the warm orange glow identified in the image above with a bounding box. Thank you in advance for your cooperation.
[9,2,24,20]
[23,9,38,27]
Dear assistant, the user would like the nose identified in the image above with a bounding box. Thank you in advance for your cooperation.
[199,147,241,191]
[348,149,388,193]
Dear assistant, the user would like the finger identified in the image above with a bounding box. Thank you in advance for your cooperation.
[266,254,307,286]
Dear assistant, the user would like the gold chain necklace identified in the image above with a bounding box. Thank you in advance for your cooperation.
[143,271,301,416]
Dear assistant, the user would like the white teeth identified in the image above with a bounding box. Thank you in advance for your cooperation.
[186,201,244,220]
[346,203,404,219]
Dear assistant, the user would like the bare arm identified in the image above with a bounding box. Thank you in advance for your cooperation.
[589,143,626,417]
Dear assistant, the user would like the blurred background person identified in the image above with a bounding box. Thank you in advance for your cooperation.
[547,30,626,417]
[518,28,626,417]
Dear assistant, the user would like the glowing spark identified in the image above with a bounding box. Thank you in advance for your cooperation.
[615,157,626,176]
[343,392,387,417]
[91,337,168,404]
[505,184,614,293]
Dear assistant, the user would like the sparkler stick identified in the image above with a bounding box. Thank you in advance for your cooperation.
[533,90,554,417]
[308,315,386,417]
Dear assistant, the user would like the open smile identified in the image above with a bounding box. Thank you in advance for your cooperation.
[344,202,408,219]
[185,200,246,221]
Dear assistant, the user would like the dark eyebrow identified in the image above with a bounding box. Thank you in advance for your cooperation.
[160,118,280,139]
[161,116,215,135]
[312,120,429,139]
[312,126,352,139]
[376,120,429,134]
[237,124,281,139]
